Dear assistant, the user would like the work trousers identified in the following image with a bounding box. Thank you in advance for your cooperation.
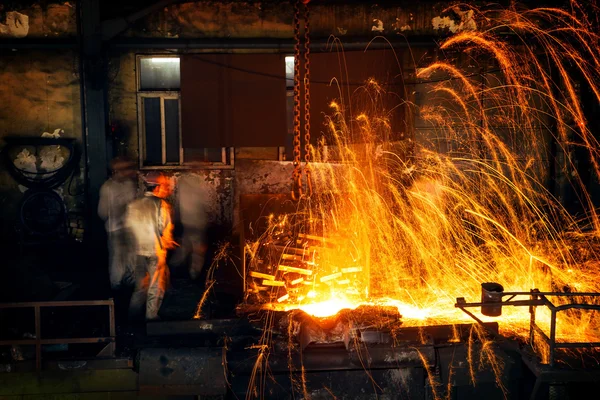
[129,255,167,320]
[107,228,135,290]
[171,227,206,280]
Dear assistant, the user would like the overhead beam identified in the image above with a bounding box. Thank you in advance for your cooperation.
[101,0,181,40]
[0,38,77,49]
[108,36,440,50]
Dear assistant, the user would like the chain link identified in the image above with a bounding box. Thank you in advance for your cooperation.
[291,0,302,200]
[302,3,312,196]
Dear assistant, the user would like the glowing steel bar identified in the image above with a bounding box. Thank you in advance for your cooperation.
[278,265,313,275]
[291,277,305,285]
[250,271,275,280]
[262,280,285,287]
[320,272,342,282]
[298,233,339,244]
[336,279,350,285]
[282,254,303,261]
[277,294,289,302]
[342,266,363,274]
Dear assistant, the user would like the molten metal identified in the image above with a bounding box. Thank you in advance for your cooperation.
[242,5,600,368]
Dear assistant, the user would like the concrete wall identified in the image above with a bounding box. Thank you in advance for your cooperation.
[0,2,76,39]
[0,49,84,240]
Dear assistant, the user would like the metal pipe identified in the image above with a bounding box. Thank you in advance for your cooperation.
[501,291,600,297]
[455,299,546,308]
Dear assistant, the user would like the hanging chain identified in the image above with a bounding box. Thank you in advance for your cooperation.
[291,0,303,200]
[303,2,313,197]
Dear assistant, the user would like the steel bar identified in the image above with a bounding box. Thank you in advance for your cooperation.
[0,337,114,346]
[0,300,114,308]
[455,299,546,308]
[273,245,307,255]
[549,310,557,366]
[529,302,537,346]
[0,38,77,49]
[455,307,504,342]
[108,300,116,357]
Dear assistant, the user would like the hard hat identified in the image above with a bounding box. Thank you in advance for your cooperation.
[143,172,163,186]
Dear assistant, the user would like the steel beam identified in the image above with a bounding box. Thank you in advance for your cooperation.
[0,38,77,49]
[108,36,439,50]
[79,0,108,244]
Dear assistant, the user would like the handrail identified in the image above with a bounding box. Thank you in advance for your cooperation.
[0,299,116,371]
[455,290,600,367]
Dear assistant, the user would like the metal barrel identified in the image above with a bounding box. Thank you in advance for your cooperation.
[481,282,504,316]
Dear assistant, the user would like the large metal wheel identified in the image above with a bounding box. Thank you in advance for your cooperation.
[19,189,67,236]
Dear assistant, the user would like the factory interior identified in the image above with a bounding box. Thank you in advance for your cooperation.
[1,0,600,398]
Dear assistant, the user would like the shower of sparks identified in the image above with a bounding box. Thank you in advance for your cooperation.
[239,5,600,396]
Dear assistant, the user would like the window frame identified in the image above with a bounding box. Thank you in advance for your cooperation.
[136,54,234,170]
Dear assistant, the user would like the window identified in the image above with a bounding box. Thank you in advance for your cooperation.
[284,56,295,161]
[137,55,233,168]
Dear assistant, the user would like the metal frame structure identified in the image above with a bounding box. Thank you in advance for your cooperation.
[0,300,116,371]
[455,289,600,367]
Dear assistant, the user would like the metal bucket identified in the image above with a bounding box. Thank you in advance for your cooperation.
[481,282,504,316]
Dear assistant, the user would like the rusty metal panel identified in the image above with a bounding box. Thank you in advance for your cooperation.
[138,347,226,396]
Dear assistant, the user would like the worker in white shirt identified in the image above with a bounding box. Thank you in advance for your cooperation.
[98,157,137,291]
[126,172,176,321]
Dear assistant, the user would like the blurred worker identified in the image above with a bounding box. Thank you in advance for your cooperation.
[98,156,137,291]
[126,172,176,321]
[172,163,209,281]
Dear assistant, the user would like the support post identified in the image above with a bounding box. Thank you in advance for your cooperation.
[34,306,41,371]
[79,0,108,245]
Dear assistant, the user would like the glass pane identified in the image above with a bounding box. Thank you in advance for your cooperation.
[164,99,180,163]
[285,56,294,89]
[140,58,180,91]
[143,97,162,165]
[285,91,294,161]
[184,147,224,163]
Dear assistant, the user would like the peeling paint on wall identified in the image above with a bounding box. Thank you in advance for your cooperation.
[371,19,384,32]
[432,7,477,33]
[0,11,30,38]
[14,149,37,175]
[40,129,66,171]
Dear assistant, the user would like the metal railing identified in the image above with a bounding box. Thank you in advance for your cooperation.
[0,299,115,371]
[455,286,600,367]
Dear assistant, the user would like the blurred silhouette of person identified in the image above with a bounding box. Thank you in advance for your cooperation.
[98,157,137,291]
[126,172,176,321]
[172,162,209,281]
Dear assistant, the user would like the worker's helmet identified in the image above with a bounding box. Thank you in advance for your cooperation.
[143,172,172,198]
[143,172,162,187]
